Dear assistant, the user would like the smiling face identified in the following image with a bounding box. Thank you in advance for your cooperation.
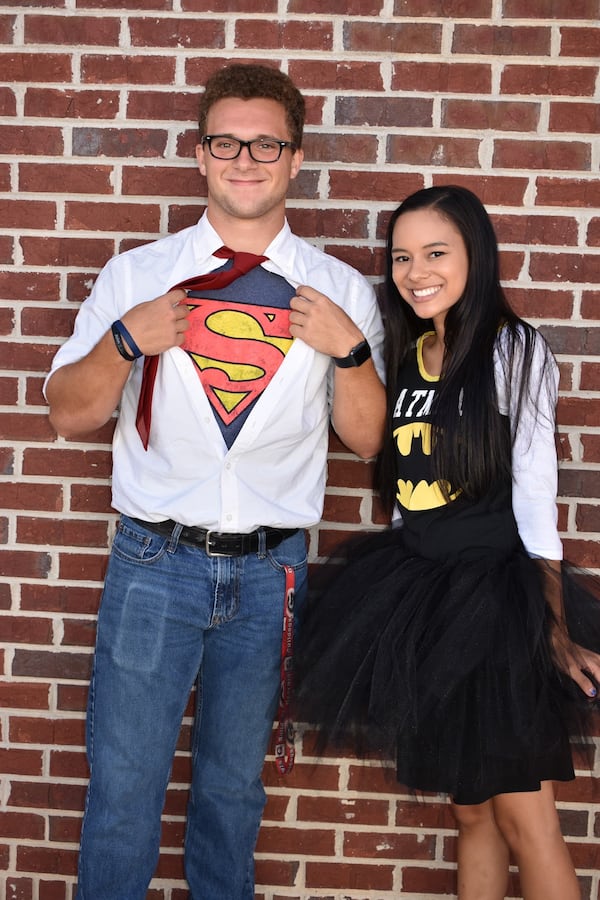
[195,96,303,240]
[391,207,470,333]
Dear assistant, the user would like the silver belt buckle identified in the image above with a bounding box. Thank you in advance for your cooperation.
[205,531,228,557]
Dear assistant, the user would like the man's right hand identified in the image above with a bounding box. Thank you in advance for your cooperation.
[120,289,189,356]
[46,290,190,439]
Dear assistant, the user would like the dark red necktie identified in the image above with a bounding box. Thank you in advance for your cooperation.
[135,246,267,449]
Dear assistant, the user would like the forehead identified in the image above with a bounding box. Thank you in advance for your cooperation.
[392,207,464,246]
[205,96,291,139]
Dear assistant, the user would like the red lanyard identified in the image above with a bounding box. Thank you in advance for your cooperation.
[274,565,295,775]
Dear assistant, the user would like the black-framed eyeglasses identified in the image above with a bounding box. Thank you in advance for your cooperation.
[201,134,297,163]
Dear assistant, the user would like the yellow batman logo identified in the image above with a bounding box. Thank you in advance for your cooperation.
[393,421,432,456]
[396,478,459,511]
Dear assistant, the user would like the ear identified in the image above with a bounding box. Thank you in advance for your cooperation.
[195,143,207,177]
[289,147,304,180]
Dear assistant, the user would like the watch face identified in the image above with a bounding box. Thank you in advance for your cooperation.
[334,340,371,367]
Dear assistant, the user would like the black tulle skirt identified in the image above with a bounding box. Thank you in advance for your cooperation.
[294,528,600,805]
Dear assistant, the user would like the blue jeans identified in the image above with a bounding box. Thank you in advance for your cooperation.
[76,516,307,900]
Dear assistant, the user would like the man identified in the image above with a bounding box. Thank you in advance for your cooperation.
[45,64,385,899]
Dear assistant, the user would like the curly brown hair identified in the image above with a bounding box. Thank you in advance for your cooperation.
[198,64,305,148]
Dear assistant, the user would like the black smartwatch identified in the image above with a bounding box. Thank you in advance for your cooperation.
[332,339,372,368]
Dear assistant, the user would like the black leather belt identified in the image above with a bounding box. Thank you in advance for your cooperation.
[131,518,298,557]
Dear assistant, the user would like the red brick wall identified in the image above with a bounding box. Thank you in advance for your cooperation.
[1,2,599,898]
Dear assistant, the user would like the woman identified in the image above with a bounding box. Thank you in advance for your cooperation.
[296,185,600,899]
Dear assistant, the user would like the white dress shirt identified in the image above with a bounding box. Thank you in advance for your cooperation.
[45,215,385,531]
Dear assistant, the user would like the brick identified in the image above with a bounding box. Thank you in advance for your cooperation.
[65,200,161,234]
[504,288,574,320]
[0,271,60,302]
[530,252,600,284]
[24,87,120,119]
[0,748,43,776]
[61,619,97,648]
[81,0,168,7]
[289,59,383,91]
[550,101,600,134]
[0,812,45,840]
[580,362,600,391]
[183,0,275,7]
[494,140,590,172]
[256,825,335,856]
[236,19,333,51]
[0,682,50,710]
[0,615,53,644]
[346,20,441,53]
[58,552,109,582]
[16,846,78,877]
[23,448,112,479]
[19,308,75,339]
[8,780,85,812]
[443,99,540,132]
[322,494,362,524]
[344,829,436,860]
[581,291,599,318]
[122,165,203,197]
[17,516,109,548]
[0,86,17,115]
[0,53,72,83]
[57,684,89,712]
[0,198,57,229]
[453,24,550,55]
[291,0,378,10]
[72,126,168,158]
[286,208,368,241]
[393,60,492,93]
[402,864,457,895]
[587,218,600,247]
[10,716,85,747]
[0,482,62,513]
[504,0,599,16]
[558,468,600,499]
[558,397,600,427]
[536,178,600,208]
[126,89,199,122]
[562,539,600,568]
[0,448,15,479]
[12,650,92,681]
[19,163,114,195]
[129,17,224,48]
[336,96,432,128]
[0,378,18,405]
[305,860,394,891]
[388,134,480,168]
[494,214,578,247]
[25,14,120,45]
[5,877,33,900]
[302,133,377,165]
[81,54,176,85]
[330,169,422,203]
[70,483,113,513]
[0,413,56,442]
[21,583,101,616]
[502,65,597,97]
[0,306,14,334]
[576,505,600,533]
[560,26,600,57]
[48,816,82,844]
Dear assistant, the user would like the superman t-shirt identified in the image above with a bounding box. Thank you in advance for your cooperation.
[181,261,296,447]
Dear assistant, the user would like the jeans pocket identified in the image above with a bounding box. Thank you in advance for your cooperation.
[266,531,308,574]
[112,517,169,565]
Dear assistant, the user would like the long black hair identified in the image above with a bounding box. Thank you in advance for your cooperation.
[375,185,557,517]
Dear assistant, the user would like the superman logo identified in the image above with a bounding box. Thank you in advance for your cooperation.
[393,422,460,510]
[181,299,293,425]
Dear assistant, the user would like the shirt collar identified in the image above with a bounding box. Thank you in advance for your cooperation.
[192,213,298,284]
